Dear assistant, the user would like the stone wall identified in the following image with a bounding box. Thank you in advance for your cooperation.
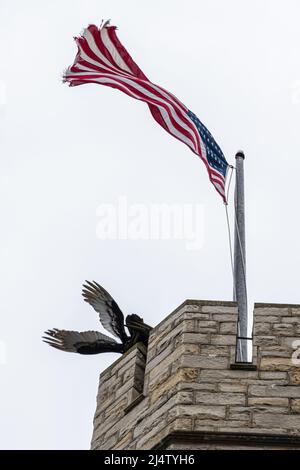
[91,300,300,450]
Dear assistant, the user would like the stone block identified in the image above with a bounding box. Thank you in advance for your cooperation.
[228,407,251,421]
[202,306,237,314]
[201,369,258,381]
[253,316,281,323]
[195,392,246,405]
[253,413,300,430]
[281,317,299,324]
[153,322,185,351]
[180,355,229,369]
[199,345,230,357]
[180,333,210,345]
[260,357,295,371]
[182,304,202,312]
[240,378,289,386]
[98,376,122,403]
[210,335,236,346]
[133,395,177,438]
[197,320,218,328]
[253,323,272,335]
[113,431,133,450]
[179,344,199,355]
[136,416,192,450]
[194,419,247,432]
[291,399,300,414]
[148,369,171,393]
[212,314,238,321]
[135,419,170,450]
[175,391,194,404]
[280,337,300,349]
[273,324,296,336]
[150,368,197,404]
[220,322,237,334]
[145,345,183,375]
[115,376,136,399]
[254,336,279,347]
[254,307,290,316]
[109,346,143,376]
[170,405,226,421]
[172,418,193,431]
[289,370,300,385]
[249,385,300,398]
[248,397,289,407]
[259,347,292,358]
[183,312,210,320]
[218,383,247,393]
[259,371,288,380]
[178,382,218,392]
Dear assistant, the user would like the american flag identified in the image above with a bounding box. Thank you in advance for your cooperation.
[64,22,229,201]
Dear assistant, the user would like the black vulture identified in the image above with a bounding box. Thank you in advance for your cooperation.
[43,281,152,355]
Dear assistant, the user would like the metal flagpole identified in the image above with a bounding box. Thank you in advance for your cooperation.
[233,151,248,362]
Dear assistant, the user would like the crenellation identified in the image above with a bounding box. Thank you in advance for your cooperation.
[91,300,300,450]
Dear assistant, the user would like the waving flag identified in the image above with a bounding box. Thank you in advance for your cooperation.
[64,22,229,201]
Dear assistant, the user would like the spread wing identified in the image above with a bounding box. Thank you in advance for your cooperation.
[43,329,123,355]
[82,281,128,344]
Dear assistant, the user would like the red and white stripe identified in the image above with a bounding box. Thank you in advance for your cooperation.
[64,23,227,201]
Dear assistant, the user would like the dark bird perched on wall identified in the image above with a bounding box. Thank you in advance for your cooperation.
[43,281,152,355]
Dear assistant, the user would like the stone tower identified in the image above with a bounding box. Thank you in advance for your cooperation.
[91,300,300,450]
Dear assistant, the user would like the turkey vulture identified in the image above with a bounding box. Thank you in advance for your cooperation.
[43,281,152,355]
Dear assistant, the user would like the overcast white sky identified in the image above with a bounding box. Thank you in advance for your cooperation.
[1,0,300,449]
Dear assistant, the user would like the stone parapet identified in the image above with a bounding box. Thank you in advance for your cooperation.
[91,300,300,450]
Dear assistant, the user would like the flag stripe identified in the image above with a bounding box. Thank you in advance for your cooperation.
[71,30,199,144]
[87,26,132,75]
[101,27,134,74]
[64,23,229,201]
[69,70,206,157]
[81,75,198,151]
[66,70,201,152]
[107,26,149,80]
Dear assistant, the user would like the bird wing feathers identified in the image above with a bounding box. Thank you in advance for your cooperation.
[43,329,122,355]
[82,280,128,343]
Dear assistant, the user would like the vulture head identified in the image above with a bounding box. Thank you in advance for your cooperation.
[43,281,152,355]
